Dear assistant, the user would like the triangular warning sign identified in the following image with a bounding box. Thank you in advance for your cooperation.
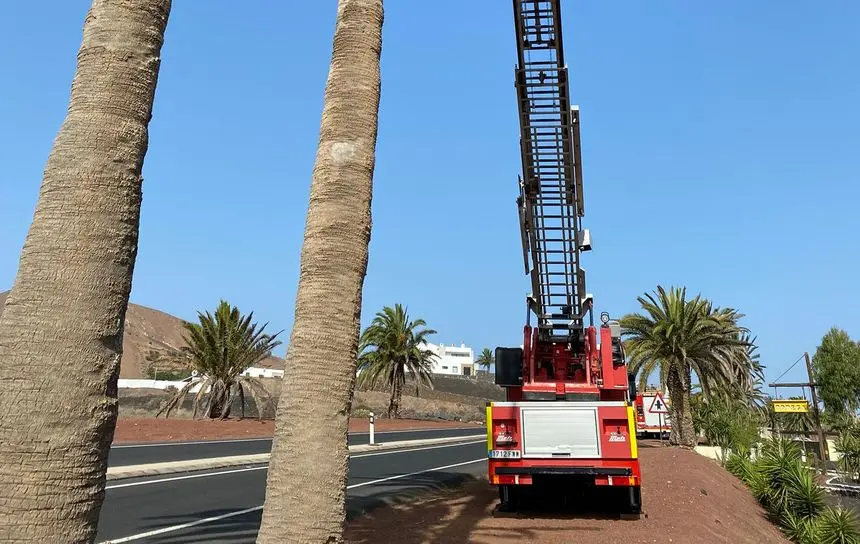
[648,392,669,414]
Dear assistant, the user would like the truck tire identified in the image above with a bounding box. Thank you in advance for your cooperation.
[498,484,519,511]
[626,486,642,515]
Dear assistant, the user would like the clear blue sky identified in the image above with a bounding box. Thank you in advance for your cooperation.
[2,1,858,389]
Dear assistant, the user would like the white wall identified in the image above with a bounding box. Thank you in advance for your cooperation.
[118,378,203,392]
[242,367,284,378]
[421,341,474,376]
[117,366,283,390]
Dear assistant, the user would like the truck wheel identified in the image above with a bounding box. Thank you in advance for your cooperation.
[626,486,642,515]
[498,485,518,511]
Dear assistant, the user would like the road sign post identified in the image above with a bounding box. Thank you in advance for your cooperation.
[648,392,670,442]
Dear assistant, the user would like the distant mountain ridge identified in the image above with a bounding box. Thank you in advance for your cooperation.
[0,290,285,378]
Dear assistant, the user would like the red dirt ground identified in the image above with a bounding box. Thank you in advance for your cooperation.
[344,441,790,544]
[112,417,482,444]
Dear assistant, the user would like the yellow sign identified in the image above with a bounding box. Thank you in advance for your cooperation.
[772,399,809,413]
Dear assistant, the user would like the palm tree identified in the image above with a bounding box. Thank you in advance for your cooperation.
[356,304,437,418]
[0,1,171,541]
[256,1,384,542]
[155,301,282,420]
[475,348,494,373]
[621,286,751,448]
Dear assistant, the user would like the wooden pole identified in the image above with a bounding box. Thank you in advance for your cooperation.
[804,352,828,462]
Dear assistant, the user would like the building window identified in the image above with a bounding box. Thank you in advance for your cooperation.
[442,366,448,370]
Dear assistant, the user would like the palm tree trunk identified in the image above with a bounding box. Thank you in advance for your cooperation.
[256,1,383,543]
[666,364,696,447]
[389,378,402,419]
[0,1,170,541]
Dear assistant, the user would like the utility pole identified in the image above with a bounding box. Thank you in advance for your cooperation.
[768,351,829,464]
[804,351,829,463]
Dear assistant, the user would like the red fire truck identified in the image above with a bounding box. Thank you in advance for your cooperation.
[486,0,642,515]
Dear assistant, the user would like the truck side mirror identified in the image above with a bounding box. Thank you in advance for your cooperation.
[495,347,523,387]
[627,371,637,404]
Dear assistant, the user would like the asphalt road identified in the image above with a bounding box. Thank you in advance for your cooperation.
[96,440,488,543]
[108,426,484,467]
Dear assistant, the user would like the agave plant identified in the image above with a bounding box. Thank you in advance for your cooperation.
[755,436,805,515]
[156,300,283,419]
[785,461,826,520]
[817,506,860,544]
[725,452,757,484]
[781,511,820,544]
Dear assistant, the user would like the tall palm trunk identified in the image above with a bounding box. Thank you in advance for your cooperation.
[256,1,383,543]
[0,1,170,541]
[666,363,696,447]
[389,376,402,419]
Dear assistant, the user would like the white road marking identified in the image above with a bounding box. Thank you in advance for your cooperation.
[346,457,486,490]
[111,426,479,449]
[111,438,271,449]
[105,439,486,490]
[349,439,485,458]
[105,466,268,490]
[99,457,487,543]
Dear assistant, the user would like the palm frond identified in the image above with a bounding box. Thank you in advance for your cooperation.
[356,303,437,418]
[159,300,280,419]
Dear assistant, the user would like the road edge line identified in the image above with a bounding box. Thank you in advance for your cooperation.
[98,457,487,543]
[106,434,485,481]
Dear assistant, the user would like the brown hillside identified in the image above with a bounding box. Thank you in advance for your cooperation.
[0,290,284,378]
[344,443,791,543]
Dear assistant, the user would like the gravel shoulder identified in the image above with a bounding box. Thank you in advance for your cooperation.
[112,417,483,444]
[344,441,790,544]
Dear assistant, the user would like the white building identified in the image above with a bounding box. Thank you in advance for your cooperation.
[421,341,475,376]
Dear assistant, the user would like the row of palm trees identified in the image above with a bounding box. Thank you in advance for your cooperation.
[355,286,766,452]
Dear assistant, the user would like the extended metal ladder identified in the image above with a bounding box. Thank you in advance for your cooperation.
[513,0,588,335]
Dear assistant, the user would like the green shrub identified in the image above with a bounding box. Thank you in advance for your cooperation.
[692,395,763,462]
[816,506,860,544]
[725,452,757,485]
[781,511,820,544]
[784,461,824,520]
[834,422,860,482]
[756,436,805,516]
[729,435,859,543]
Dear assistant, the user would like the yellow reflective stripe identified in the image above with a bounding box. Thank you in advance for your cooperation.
[627,405,638,459]
[486,404,493,452]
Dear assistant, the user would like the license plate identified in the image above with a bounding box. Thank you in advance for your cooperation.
[489,449,521,459]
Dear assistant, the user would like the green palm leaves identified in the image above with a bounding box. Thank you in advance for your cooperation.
[157,300,282,419]
[475,348,494,372]
[621,286,757,446]
[356,304,436,418]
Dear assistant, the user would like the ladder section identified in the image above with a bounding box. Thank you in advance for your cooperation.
[513,0,586,333]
